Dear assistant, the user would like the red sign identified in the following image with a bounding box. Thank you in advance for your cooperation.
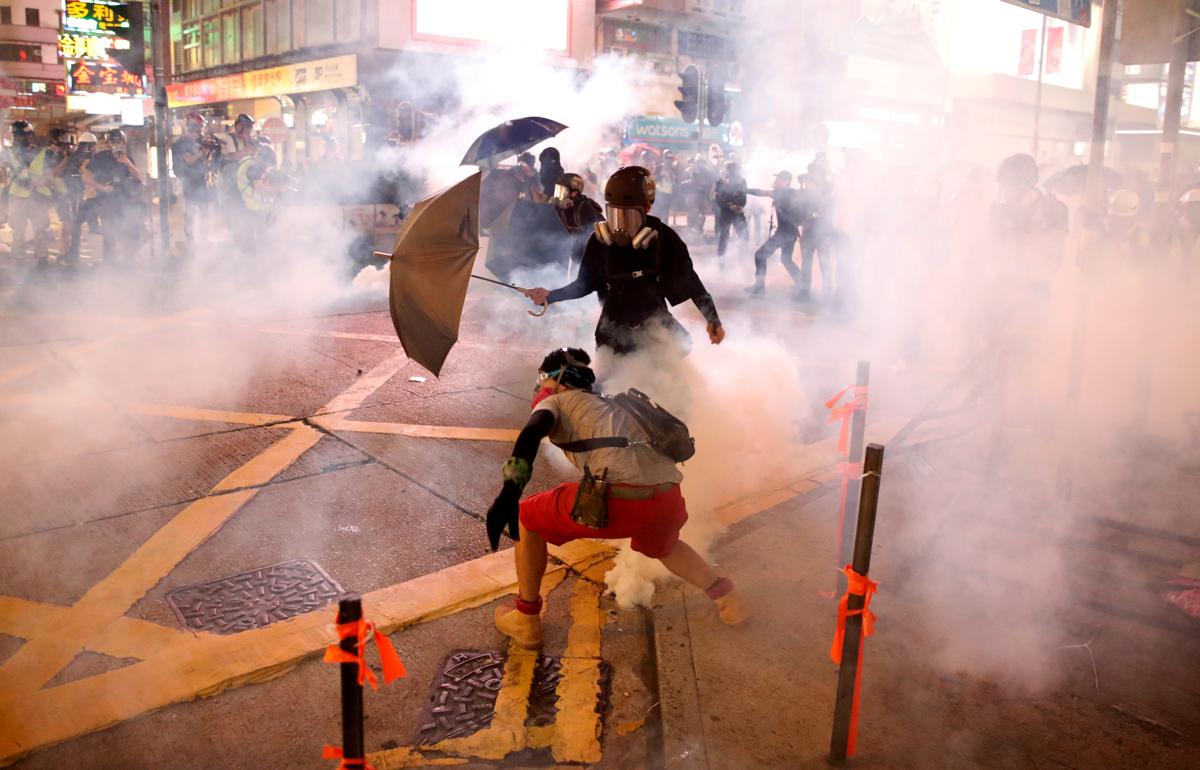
[261,116,288,145]
[1018,28,1037,77]
[68,60,145,95]
[0,77,16,109]
[1045,26,1064,75]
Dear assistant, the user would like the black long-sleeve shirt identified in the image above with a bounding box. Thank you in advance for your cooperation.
[546,215,721,328]
[714,177,747,215]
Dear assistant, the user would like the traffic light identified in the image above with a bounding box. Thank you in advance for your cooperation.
[675,65,699,124]
[706,71,726,126]
[109,1,145,76]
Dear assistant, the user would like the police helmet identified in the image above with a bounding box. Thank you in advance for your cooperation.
[233,113,254,130]
[11,120,33,136]
[49,128,72,144]
[77,132,98,145]
[1108,189,1140,218]
[604,166,655,210]
[106,128,126,144]
[185,111,206,128]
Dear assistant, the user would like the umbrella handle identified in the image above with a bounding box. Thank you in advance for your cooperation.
[528,301,548,318]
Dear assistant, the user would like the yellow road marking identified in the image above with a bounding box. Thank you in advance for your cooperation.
[0,541,608,766]
[127,403,296,427]
[550,578,604,763]
[0,597,203,660]
[316,415,520,443]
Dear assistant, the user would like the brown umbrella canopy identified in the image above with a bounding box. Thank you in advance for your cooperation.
[388,171,482,376]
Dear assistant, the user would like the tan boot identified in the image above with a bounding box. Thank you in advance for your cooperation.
[713,590,751,626]
[494,604,543,649]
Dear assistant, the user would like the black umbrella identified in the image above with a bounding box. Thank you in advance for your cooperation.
[1043,164,1124,196]
[461,117,567,171]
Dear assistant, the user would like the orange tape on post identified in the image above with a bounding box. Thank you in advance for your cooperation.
[323,618,408,690]
[825,385,868,454]
[322,744,375,770]
[823,385,869,598]
[830,565,878,757]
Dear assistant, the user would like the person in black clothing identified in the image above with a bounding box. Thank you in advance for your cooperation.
[61,131,99,264]
[713,161,748,266]
[539,146,565,199]
[550,172,604,274]
[83,129,144,262]
[796,165,835,301]
[524,166,725,355]
[746,170,809,295]
[171,112,217,244]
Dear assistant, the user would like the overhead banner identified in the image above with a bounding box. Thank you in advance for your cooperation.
[167,54,357,107]
[999,0,1091,27]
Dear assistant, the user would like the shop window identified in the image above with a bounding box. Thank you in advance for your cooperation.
[24,7,38,25]
[305,0,333,47]
[203,17,220,67]
[335,0,358,42]
[265,0,291,55]
[0,7,11,25]
[182,23,200,72]
[222,11,239,63]
[0,42,41,61]
[241,5,262,60]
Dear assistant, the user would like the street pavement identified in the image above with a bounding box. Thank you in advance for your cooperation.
[0,237,881,769]
[1,235,1196,770]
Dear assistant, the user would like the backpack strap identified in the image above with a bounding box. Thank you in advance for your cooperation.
[555,436,631,453]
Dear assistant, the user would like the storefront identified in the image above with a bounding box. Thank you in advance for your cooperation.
[166,54,361,169]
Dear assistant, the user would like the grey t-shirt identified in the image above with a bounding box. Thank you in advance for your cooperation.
[534,389,683,486]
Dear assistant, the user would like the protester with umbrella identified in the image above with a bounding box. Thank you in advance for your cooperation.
[524,166,725,355]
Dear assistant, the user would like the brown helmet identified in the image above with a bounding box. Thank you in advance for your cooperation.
[604,165,656,210]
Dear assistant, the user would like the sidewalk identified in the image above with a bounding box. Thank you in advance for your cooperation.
[651,443,1200,770]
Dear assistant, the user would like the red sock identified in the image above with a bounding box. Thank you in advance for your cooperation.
[705,577,734,600]
[515,595,542,615]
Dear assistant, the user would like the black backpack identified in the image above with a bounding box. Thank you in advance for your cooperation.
[556,388,696,463]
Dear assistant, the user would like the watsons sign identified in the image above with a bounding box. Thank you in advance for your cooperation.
[625,116,738,148]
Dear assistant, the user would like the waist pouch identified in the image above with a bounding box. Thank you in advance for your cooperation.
[570,465,610,530]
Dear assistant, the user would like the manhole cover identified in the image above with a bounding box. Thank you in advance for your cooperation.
[166,559,343,634]
[415,650,612,745]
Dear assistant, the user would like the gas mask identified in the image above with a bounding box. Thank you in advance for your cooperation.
[595,205,657,249]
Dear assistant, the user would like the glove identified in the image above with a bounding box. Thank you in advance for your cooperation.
[486,482,521,552]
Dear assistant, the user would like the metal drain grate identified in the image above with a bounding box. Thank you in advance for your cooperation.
[416,651,506,744]
[416,650,612,745]
[166,559,343,634]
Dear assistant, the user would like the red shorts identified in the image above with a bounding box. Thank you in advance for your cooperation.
[519,482,689,558]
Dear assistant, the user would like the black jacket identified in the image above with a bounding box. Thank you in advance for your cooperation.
[548,215,720,329]
[714,177,747,216]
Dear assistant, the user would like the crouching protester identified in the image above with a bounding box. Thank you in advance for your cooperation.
[484,347,749,650]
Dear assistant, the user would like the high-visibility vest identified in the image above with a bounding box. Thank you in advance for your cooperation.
[236,156,273,212]
[9,148,65,199]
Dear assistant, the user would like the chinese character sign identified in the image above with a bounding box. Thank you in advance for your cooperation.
[61,0,143,95]
[63,1,130,34]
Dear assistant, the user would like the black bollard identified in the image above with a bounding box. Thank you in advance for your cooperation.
[830,443,884,764]
[838,361,871,593]
[336,594,365,765]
